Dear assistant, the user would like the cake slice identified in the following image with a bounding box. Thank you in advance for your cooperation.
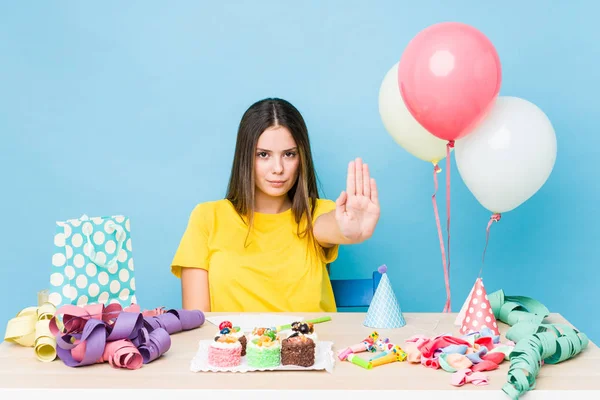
[281,332,316,367]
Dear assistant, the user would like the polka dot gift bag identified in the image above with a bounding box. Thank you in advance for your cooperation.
[48,214,137,308]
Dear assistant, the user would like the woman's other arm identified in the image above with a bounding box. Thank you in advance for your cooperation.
[181,267,211,311]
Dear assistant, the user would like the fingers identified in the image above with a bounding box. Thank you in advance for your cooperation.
[335,190,347,220]
[355,158,363,196]
[347,161,355,195]
[370,178,379,206]
[363,163,371,199]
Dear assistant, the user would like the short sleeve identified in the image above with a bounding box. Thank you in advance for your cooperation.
[313,198,339,264]
[170,203,211,278]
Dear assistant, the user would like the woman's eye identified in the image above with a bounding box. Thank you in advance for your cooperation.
[257,152,268,158]
[285,152,297,158]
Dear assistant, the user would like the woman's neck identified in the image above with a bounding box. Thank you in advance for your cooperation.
[254,191,292,214]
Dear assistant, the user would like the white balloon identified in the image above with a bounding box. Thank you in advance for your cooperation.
[379,62,449,163]
[455,96,557,214]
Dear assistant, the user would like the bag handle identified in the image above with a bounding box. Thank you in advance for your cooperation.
[84,220,126,269]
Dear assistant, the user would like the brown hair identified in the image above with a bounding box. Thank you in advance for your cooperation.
[225,98,320,247]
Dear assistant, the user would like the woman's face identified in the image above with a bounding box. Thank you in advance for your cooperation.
[254,126,300,201]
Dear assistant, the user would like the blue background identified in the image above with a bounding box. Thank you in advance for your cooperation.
[2,1,598,343]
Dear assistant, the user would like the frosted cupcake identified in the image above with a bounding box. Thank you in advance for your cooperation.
[208,333,242,368]
[217,321,247,356]
[246,328,281,369]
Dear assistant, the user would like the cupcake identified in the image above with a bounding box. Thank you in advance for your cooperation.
[208,333,242,368]
[218,321,247,356]
[246,328,281,369]
[281,332,316,367]
[249,327,271,341]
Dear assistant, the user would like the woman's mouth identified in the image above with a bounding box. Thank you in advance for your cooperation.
[267,180,286,188]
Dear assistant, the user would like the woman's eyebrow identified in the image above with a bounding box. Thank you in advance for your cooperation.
[256,147,298,152]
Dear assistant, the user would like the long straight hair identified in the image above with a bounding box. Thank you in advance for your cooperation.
[225,98,320,247]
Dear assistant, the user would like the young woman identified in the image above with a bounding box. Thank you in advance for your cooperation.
[170,98,380,312]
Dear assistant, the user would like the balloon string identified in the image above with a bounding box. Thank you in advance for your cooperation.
[432,163,450,313]
[480,213,501,277]
[445,140,454,312]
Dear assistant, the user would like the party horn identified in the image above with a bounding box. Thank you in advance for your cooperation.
[338,331,379,360]
[274,316,332,332]
[347,353,372,370]
[376,337,390,350]
[370,345,407,364]
[369,351,403,368]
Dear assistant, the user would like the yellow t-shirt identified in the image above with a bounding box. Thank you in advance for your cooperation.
[170,198,339,312]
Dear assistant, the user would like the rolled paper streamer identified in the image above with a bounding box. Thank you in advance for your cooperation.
[143,309,204,334]
[4,302,58,362]
[347,354,372,370]
[56,318,107,367]
[131,327,150,348]
[487,289,549,327]
[338,347,353,361]
[502,331,558,399]
[167,309,205,330]
[34,318,56,362]
[138,328,171,364]
[102,339,143,370]
[106,312,144,342]
[142,307,167,317]
[4,307,38,346]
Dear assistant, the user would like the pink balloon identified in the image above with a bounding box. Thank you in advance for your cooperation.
[398,22,502,142]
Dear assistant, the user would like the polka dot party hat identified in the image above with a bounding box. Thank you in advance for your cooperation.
[459,278,500,336]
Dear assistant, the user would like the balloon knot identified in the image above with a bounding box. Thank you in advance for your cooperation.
[491,213,501,222]
[447,140,455,149]
[434,164,442,174]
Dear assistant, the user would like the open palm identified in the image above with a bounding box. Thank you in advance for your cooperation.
[335,158,380,242]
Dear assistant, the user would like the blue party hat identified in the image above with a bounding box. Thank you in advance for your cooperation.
[363,265,406,329]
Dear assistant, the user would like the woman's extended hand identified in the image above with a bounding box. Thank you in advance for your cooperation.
[335,158,380,242]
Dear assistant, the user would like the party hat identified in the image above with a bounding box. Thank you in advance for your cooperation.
[459,278,500,336]
[455,284,475,326]
[364,265,406,329]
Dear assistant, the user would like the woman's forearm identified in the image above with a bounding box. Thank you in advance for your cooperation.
[313,210,359,247]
